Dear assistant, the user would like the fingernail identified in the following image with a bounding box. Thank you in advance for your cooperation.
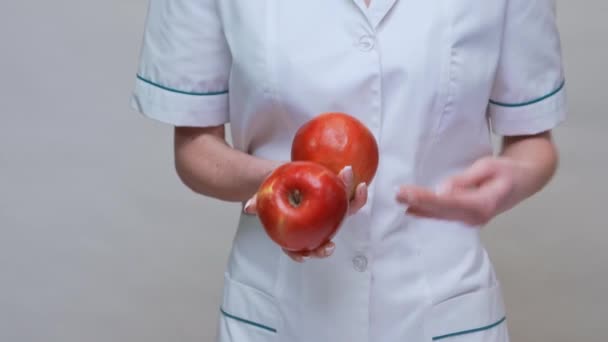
[344,166,354,182]
[243,198,254,213]
[357,182,366,194]
[325,244,335,256]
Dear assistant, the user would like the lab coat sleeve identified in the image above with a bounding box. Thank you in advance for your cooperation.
[130,0,231,127]
[488,0,567,136]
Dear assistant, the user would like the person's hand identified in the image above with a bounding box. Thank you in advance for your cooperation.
[396,157,517,226]
[244,165,368,262]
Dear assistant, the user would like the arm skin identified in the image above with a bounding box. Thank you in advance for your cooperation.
[496,131,559,215]
[396,131,559,226]
[172,125,368,262]
[173,125,282,202]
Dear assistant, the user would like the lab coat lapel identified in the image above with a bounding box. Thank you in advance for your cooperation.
[350,0,399,28]
[368,0,399,28]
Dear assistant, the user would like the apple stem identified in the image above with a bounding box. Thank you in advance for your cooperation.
[288,189,302,207]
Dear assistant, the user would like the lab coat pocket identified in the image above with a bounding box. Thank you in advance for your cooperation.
[218,273,281,342]
[427,284,509,342]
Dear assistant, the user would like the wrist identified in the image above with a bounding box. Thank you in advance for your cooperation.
[496,155,553,215]
[242,159,286,200]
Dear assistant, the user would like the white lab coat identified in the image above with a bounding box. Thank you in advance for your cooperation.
[131,0,567,341]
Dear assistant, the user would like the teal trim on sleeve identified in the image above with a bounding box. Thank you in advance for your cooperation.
[220,307,277,333]
[136,74,228,96]
[490,80,565,107]
[432,316,506,340]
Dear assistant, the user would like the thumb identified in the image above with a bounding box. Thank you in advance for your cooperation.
[338,165,355,198]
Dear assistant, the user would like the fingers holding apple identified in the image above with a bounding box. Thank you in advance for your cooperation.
[280,164,368,263]
[337,166,368,215]
[244,193,337,263]
[291,112,379,199]
[244,164,366,263]
[243,190,340,263]
[247,112,378,263]
[283,241,336,263]
[291,112,377,217]
[244,164,369,217]
[254,161,349,260]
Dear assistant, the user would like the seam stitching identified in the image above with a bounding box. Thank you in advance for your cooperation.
[136,74,228,96]
[219,307,277,333]
[490,80,565,107]
[432,316,507,340]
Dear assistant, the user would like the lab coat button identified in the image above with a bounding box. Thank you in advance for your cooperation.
[357,35,375,51]
[352,255,368,272]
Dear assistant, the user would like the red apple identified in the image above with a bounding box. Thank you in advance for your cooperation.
[256,161,349,252]
[291,112,379,198]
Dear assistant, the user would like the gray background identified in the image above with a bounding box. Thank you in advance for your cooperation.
[0,0,606,341]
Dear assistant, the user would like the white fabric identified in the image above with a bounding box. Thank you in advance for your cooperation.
[131,0,231,127]
[487,0,567,135]
[131,0,567,341]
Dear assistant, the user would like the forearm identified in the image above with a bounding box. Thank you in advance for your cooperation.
[497,131,559,213]
[174,126,282,202]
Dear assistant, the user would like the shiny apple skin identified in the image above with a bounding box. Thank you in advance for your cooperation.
[256,161,349,252]
[291,112,379,197]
